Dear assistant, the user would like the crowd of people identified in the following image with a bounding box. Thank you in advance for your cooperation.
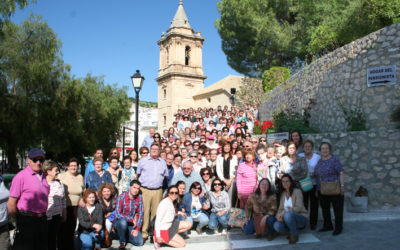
[0,104,345,250]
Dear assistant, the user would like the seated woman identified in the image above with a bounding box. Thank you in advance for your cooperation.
[205,178,231,236]
[180,182,209,234]
[273,174,308,244]
[154,185,192,249]
[78,189,104,250]
[243,178,277,240]
[97,183,117,247]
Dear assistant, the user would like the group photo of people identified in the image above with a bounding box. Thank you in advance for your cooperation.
[2,105,345,250]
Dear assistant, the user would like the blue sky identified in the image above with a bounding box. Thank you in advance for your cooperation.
[11,0,241,102]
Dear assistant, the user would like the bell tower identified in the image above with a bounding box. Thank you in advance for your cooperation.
[156,0,206,131]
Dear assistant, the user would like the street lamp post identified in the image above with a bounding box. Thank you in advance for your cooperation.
[130,70,145,155]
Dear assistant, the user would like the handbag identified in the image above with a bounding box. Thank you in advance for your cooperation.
[228,200,246,228]
[104,226,111,247]
[299,174,313,192]
[318,167,340,195]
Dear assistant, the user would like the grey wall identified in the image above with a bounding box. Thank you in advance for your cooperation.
[258,23,400,132]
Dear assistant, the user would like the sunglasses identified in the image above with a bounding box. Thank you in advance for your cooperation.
[213,183,222,186]
[190,155,197,158]
[202,173,210,176]
[169,191,178,195]
[32,158,45,163]
[193,187,201,190]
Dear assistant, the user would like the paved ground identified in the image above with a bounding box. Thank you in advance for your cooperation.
[107,206,400,250]
[108,219,400,250]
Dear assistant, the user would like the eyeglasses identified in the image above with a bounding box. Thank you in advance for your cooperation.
[193,187,201,190]
[213,183,222,186]
[169,192,178,195]
[190,155,197,158]
[202,173,210,176]
[32,158,45,163]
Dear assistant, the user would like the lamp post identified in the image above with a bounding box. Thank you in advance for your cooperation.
[130,70,145,155]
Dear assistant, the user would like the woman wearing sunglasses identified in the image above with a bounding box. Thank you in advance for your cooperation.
[154,185,192,249]
[205,178,231,236]
[180,182,209,234]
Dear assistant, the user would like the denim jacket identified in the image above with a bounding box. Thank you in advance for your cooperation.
[180,192,206,217]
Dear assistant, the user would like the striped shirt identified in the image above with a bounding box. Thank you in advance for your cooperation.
[47,180,66,220]
[205,191,231,213]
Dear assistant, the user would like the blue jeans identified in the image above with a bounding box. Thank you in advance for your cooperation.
[273,211,307,237]
[187,212,209,229]
[112,219,143,246]
[80,231,103,250]
[243,216,276,236]
[208,212,230,230]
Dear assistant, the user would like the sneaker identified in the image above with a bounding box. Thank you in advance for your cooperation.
[118,246,126,249]
[221,229,227,236]
[153,236,160,249]
[196,228,202,235]
[213,229,219,234]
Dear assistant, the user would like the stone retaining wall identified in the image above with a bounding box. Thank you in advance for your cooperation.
[258,23,400,132]
[298,129,400,207]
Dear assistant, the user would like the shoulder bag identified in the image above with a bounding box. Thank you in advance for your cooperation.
[318,165,340,196]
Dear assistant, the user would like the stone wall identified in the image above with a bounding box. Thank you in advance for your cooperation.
[300,129,400,207]
[258,23,400,132]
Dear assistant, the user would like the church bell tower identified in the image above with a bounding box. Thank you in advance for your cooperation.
[156,0,206,131]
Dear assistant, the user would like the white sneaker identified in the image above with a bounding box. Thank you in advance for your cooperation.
[214,230,219,234]
[221,229,227,236]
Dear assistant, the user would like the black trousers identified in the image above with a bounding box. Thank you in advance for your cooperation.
[13,214,48,250]
[319,193,344,230]
[58,206,78,250]
[47,215,61,250]
[303,185,319,227]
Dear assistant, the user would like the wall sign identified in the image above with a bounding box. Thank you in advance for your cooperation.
[367,65,397,87]
[266,132,289,144]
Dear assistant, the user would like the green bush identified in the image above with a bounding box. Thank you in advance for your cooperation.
[272,104,317,134]
[262,67,290,92]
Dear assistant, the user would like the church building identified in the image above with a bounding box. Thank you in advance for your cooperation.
[156,0,243,131]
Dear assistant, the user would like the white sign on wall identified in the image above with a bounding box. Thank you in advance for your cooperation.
[266,132,289,144]
[367,65,397,87]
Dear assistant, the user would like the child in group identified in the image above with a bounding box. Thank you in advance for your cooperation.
[257,146,277,191]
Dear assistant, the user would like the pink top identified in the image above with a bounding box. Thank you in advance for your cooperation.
[9,166,50,213]
[236,161,257,198]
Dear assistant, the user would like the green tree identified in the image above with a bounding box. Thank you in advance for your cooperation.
[262,67,290,92]
[43,74,130,161]
[216,0,400,76]
[0,15,130,170]
[0,15,64,171]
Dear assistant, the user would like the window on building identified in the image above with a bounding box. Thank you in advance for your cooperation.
[163,115,166,125]
[185,46,190,66]
[163,89,166,99]
[207,97,211,103]
[166,47,169,66]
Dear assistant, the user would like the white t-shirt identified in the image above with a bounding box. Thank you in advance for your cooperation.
[284,196,293,212]
[191,195,202,218]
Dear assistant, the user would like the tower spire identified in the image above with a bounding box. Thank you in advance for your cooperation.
[170,0,190,29]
